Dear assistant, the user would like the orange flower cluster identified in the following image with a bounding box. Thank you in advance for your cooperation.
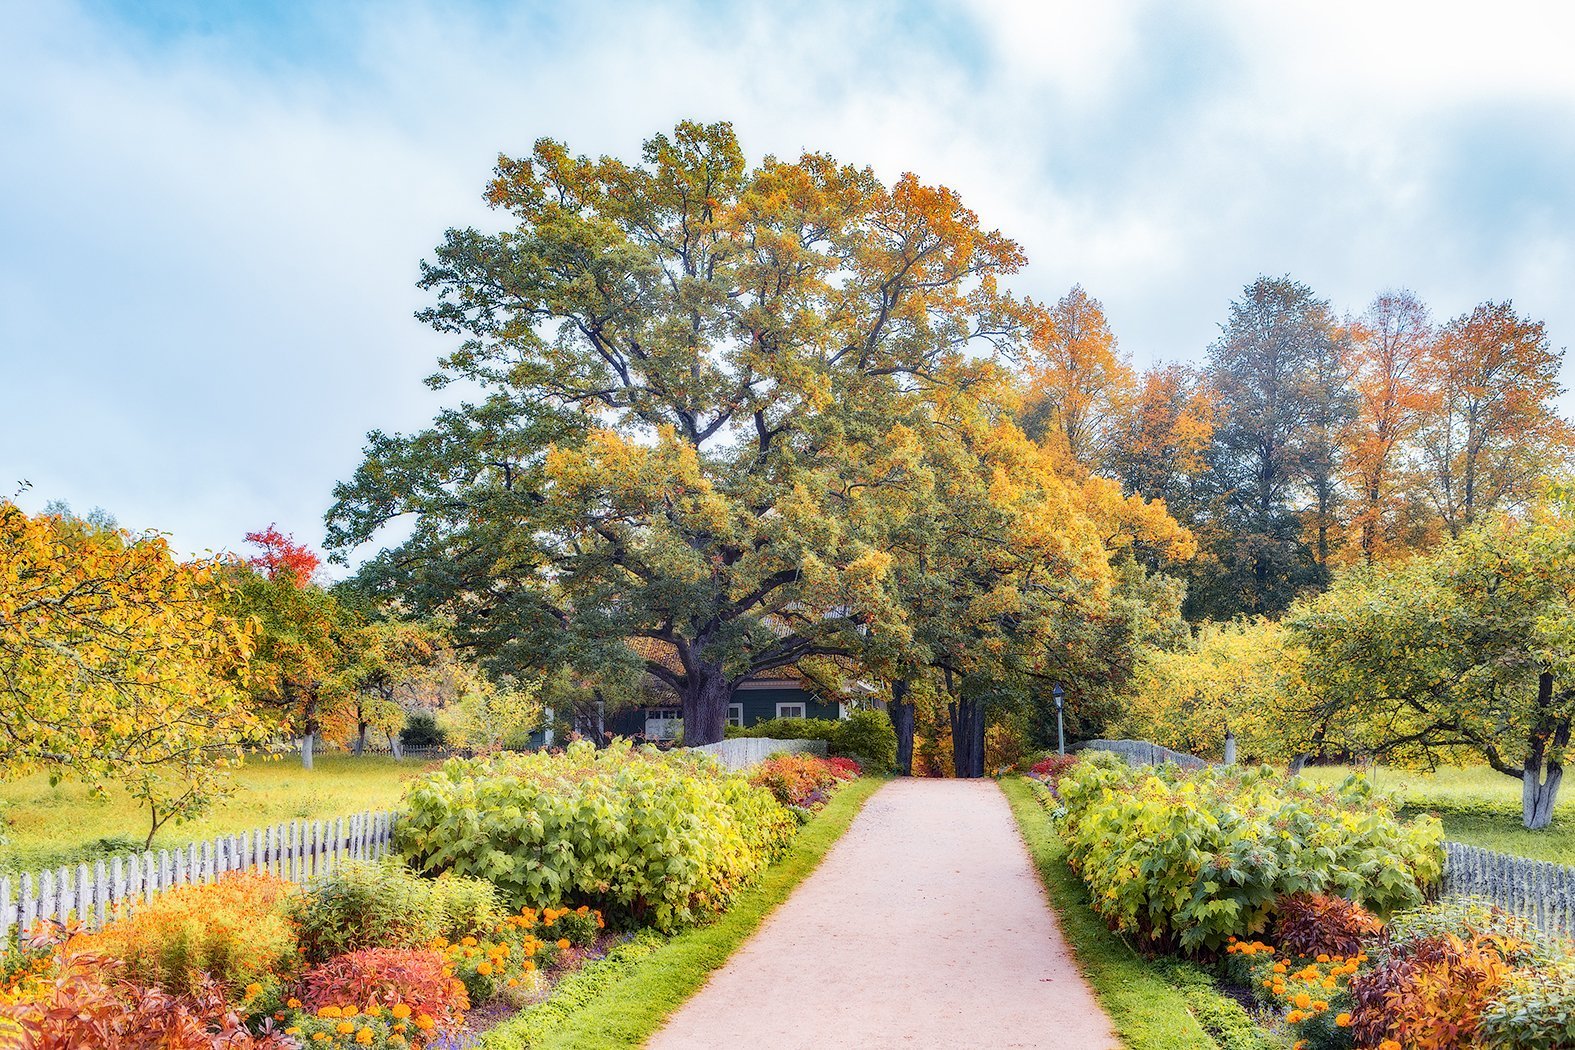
[1226,937,1363,1039]
[436,905,604,1002]
[287,1002,441,1048]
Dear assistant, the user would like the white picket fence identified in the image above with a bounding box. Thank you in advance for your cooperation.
[0,810,399,942]
[687,737,826,771]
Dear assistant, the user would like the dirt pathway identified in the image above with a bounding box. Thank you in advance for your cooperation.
[646,779,1120,1050]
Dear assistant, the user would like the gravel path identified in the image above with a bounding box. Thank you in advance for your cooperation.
[646,778,1120,1050]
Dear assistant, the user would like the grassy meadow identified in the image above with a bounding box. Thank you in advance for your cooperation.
[1299,763,1575,865]
[0,753,432,873]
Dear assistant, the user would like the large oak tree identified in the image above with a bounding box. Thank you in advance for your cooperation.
[327,122,1044,745]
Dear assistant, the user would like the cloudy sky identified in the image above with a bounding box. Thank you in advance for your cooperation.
[3,0,1573,563]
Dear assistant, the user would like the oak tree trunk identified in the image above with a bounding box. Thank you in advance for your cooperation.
[888,679,915,776]
[949,698,985,779]
[680,666,734,746]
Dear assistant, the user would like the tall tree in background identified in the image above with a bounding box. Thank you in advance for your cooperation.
[1420,301,1571,536]
[1017,285,1133,468]
[326,122,1042,745]
[1295,321,1356,569]
[1196,276,1347,617]
[1342,290,1436,563]
[1103,364,1216,525]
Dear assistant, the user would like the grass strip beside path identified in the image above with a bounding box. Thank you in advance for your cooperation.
[1001,776,1282,1050]
[482,775,884,1050]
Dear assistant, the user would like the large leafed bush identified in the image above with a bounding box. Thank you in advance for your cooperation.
[1055,752,1444,950]
[395,740,796,932]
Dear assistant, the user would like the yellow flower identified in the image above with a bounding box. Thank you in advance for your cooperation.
[391,1004,412,1019]
[557,939,571,951]
[477,961,494,976]
[415,1014,436,1032]
[336,1021,356,1035]
[1336,1013,1352,1027]
[355,1029,374,1045]
[244,982,263,999]
[318,1006,342,1019]
[288,998,303,1009]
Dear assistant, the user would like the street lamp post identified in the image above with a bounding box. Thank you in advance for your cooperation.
[1053,683,1065,757]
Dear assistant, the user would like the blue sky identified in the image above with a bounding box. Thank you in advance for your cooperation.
[4,0,1574,563]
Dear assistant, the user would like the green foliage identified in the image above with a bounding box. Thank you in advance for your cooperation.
[291,860,501,963]
[1056,753,1444,950]
[727,717,840,743]
[396,741,796,932]
[1382,898,1559,968]
[1479,959,1575,1049]
[1291,497,1575,829]
[832,711,896,772]
[1153,960,1280,1050]
[400,712,446,748]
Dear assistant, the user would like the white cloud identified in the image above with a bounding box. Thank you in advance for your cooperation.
[2,0,1571,558]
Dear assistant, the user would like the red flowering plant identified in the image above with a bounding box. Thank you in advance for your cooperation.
[748,754,850,809]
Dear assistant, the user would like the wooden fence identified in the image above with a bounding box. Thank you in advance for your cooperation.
[1077,738,1208,770]
[0,810,398,942]
[1441,841,1575,938]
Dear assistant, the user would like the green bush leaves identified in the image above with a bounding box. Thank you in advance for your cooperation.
[395,741,796,933]
[1056,753,1445,951]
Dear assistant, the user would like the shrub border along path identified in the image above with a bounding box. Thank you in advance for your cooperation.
[1000,777,1280,1050]
[481,776,883,1050]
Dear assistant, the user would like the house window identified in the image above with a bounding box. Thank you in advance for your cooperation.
[728,703,744,728]
[776,702,806,719]
[644,708,681,741]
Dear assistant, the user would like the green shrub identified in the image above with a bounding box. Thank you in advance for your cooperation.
[1479,959,1575,1049]
[401,712,447,748]
[396,740,797,933]
[1056,752,1444,950]
[292,860,501,962]
[728,716,840,743]
[833,710,896,772]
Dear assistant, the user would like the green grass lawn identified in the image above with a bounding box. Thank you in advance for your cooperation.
[0,753,431,873]
[1001,777,1283,1050]
[1297,764,1575,865]
[482,776,883,1050]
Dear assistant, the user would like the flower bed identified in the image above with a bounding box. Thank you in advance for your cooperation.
[0,742,818,1048]
[1222,896,1575,1049]
[748,753,861,812]
[1055,752,1445,950]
